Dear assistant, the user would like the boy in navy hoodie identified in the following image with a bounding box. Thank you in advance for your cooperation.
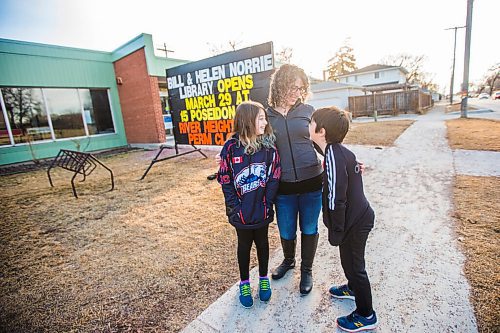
[309,106,378,332]
[217,101,281,308]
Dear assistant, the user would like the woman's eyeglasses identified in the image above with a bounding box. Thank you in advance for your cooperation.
[289,86,307,94]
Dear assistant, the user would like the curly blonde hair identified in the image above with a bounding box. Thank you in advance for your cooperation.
[267,64,310,108]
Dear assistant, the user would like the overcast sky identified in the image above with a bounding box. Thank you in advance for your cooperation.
[0,0,498,93]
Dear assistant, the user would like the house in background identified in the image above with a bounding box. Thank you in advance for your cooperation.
[307,64,410,111]
[308,81,365,110]
[341,65,433,118]
[337,64,407,88]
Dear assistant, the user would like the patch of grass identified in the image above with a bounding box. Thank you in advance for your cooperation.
[453,176,500,333]
[445,102,477,113]
[446,118,500,151]
[0,150,280,332]
[344,120,414,146]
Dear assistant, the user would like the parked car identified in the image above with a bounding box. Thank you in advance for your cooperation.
[493,91,500,100]
[478,93,490,99]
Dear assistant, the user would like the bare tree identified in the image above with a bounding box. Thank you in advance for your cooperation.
[327,40,357,81]
[1,88,42,134]
[207,40,242,56]
[381,53,439,91]
[2,88,43,162]
[276,47,293,64]
[482,63,500,95]
[380,53,426,84]
[419,73,439,92]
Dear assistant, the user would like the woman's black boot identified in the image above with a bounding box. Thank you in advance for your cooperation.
[299,233,319,295]
[271,238,296,280]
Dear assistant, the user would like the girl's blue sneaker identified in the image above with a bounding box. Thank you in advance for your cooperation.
[258,276,272,302]
[239,282,253,308]
[336,311,378,332]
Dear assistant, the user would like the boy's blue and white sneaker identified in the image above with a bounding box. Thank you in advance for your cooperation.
[329,284,355,300]
[336,311,378,332]
[239,282,253,308]
[259,276,272,302]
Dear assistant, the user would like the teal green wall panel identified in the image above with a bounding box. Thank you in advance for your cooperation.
[0,39,111,62]
[149,55,189,77]
[0,134,127,165]
[0,52,116,87]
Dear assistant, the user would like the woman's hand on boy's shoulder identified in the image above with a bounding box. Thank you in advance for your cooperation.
[357,161,365,174]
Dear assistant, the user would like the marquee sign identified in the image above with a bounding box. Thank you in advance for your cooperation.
[166,42,274,146]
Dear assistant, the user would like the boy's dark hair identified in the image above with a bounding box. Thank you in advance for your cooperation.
[311,106,350,143]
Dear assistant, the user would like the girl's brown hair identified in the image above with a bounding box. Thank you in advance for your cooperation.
[233,101,275,155]
[267,64,310,108]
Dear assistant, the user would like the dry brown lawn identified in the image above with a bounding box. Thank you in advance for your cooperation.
[1,116,497,332]
[446,117,500,332]
[453,176,499,333]
[446,118,500,152]
[445,102,478,113]
[0,150,280,332]
[345,120,415,146]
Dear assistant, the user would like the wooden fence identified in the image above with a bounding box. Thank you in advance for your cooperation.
[348,90,432,118]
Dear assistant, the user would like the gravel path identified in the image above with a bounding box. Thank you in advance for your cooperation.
[453,150,500,177]
[183,106,482,332]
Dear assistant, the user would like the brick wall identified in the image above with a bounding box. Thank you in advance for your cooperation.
[114,48,165,144]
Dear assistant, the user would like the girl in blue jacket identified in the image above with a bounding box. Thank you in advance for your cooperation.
[217,101,281,308]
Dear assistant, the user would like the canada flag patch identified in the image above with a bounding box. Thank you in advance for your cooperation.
[232,156,243,164]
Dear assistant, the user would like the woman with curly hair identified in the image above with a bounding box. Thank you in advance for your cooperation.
[266,64,323,295]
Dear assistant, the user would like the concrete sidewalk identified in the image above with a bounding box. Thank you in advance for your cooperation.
[182,106,485,332]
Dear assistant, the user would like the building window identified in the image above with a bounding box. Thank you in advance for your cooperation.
[44,88,86,139]
[374,72,380,79]
[0,87,51,144]
[355,75,358,82]
[79,89,114,135]
[0,87,115,147]
[0,105,9,146]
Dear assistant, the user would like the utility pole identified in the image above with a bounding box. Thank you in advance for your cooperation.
[461,0,474,118]
[445,25,465,105]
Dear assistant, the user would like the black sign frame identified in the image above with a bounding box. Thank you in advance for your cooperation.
[166,41,274,147]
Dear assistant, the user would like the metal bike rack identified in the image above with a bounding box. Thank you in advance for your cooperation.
[47,149,114,198]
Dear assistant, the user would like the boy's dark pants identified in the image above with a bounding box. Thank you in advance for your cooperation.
[339,208,374,317]
[236,225,269,281]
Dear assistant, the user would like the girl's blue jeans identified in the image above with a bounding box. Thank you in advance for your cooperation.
[275,189,322,240]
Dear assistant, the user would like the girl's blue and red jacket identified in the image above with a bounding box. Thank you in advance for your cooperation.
[217,134,281,230]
